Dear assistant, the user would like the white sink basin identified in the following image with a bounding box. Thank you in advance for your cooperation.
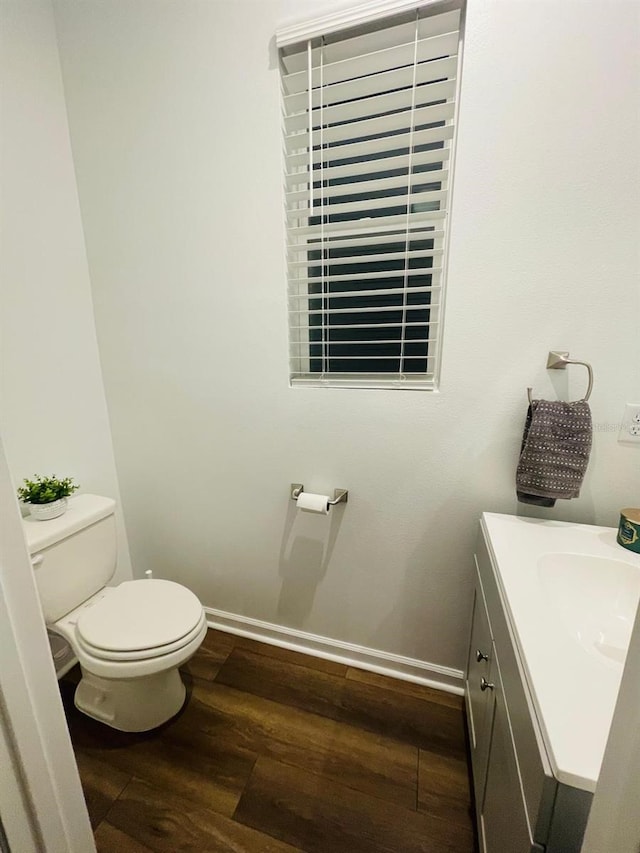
[538,553,640,664]
[482,513,640,791]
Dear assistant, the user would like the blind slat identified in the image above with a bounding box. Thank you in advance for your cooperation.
[288,209,446,241]
[286,190,447,221]
[288,229,445,253]
[286,168,448,207]
[290,337,435,346]
[289,268,442,287]
[289,285,441,302]
[284,77,457,133]
[291,355,434,362]
[285,123,454,170]
[288,248,443,268]
[284,101,455,151]
[283,55,458,115]
[285,147,449,191]
[290,302,439,317]
[290,319,440,331]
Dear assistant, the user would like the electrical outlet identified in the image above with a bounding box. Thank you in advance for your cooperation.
[618,403,640,444]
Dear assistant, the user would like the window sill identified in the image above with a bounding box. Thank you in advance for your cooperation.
[290,375,438,391]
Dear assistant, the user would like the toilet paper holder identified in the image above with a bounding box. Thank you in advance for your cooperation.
[291,483,348,506]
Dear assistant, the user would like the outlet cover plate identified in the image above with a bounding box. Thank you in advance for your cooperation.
[618,403,640,444]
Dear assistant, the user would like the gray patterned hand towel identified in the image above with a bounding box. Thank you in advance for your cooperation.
[516,400,592,506]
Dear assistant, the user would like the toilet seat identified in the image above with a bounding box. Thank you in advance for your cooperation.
[75,579,204,661]
[75,611,207,661]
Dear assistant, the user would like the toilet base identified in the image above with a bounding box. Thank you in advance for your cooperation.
[74,666,187,732]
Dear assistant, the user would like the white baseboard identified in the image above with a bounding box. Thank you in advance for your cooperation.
[204,606,464,696]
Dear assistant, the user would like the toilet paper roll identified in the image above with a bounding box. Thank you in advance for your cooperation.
[296,492,329,515]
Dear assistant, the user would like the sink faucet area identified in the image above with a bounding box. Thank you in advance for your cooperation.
[481,513,640,791]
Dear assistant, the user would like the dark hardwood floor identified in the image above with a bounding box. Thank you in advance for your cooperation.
[60,630,477,853]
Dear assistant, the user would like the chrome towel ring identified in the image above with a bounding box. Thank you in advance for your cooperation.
[527,351,594,405]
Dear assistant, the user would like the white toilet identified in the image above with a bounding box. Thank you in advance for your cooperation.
[23,493,207,732]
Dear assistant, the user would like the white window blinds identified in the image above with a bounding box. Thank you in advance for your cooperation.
[280,2,463,389]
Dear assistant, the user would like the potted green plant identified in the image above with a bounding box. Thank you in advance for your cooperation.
[17,474,80,520]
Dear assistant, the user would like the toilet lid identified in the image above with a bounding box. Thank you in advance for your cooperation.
[76,579,203,653]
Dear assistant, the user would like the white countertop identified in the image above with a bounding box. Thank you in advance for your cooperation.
[481,512,640,793]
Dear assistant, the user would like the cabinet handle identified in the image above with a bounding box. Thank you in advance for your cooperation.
[476,649,489,663]
[480,677,494,692]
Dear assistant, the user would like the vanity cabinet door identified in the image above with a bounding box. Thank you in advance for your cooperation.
[465,585,494,807]
[480,663,532,853]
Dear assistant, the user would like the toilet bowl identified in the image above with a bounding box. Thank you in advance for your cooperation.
[23,494,207,732]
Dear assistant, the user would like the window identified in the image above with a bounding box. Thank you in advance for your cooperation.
[279,1,464,389]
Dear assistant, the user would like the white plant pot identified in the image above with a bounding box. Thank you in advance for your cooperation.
[29,498,67,521]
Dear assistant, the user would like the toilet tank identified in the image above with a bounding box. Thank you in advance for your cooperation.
[22,494,117,623]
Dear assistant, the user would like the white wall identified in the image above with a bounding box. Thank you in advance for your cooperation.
[0,0,132,583]
[51,0,639,673]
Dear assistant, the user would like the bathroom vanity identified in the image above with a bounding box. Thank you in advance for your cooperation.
[466,513,640,853]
